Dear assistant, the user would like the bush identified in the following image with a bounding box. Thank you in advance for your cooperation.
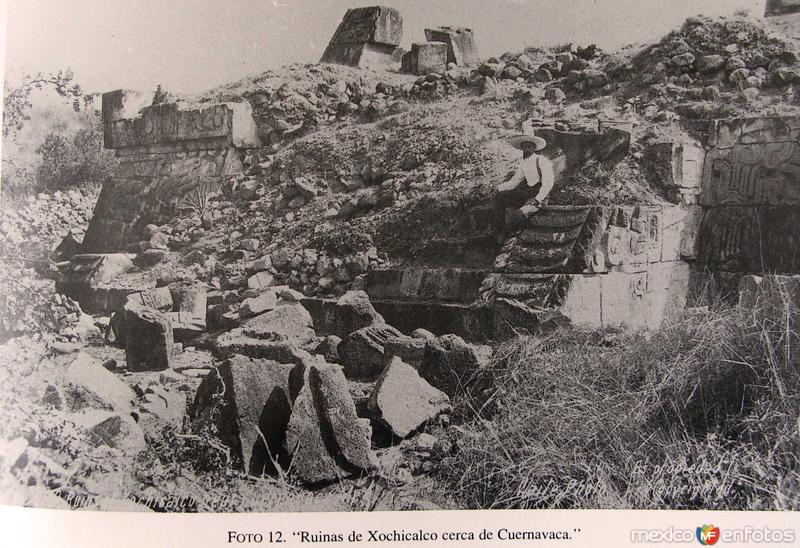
[439,295,800,510]
[35,115,116,191]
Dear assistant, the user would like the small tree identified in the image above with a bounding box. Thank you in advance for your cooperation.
[3,69,91,140]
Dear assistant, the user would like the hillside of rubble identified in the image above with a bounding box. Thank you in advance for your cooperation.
[1,12,800,513]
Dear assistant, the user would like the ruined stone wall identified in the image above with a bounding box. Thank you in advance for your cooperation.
[83,90,261,253]
[698,116,800,290]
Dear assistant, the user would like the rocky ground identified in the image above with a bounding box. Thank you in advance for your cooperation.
[2,13,800,512]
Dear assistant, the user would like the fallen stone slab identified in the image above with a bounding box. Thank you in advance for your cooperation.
[168,311,206,342]
[192,355,298,475]
[64,352,137,413]
[124,302,174,371]
[338,323,403,379]
[419,334,491,396]
[369,356,450,438]
[212,334,310,364]
[240,302,316,346]
[285,363,372,484]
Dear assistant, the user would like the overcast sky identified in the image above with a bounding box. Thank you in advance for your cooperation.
[4,0,766,94]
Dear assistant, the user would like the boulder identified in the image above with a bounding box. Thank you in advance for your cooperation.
[419,334,491,396]
[368,357,450,438]
[315,335,342,363]
[64,352,137,412]
[73,409,146,455]
[696,54,725,74]
[285,363,372,484]
[239,291,278,318]
[192,355,298,475]
[338,324,403,379]
[124,303,174,371]
[247,271,275,291]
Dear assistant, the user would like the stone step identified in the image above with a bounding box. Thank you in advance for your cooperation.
[366,267,488,304]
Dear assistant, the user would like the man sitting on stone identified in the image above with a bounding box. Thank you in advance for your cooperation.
[497,131,555,217]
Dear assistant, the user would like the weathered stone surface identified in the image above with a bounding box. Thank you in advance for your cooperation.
[419,335,491,396]
[402,42,448,75]
[240,302,316,346]
[103,99,261,149]
[383,336,426,369]
[124,303,174,371]
[315,335,342,363]
[369,356,450,438]
[324,6,402,47]
[138,385,186,429]
[301,290,384,338]
[65,352,137,413]
[321,42,399,69]
[239,291,277,318]
[247,271,274,291]
[73,409,146,455]
[338,324,403,379]
[126,287,174,312]
[424,27,479,66]
[56,254,135,311]
[192,355,297,475]
[285,363,372,484]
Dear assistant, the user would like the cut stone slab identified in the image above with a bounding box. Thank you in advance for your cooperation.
[369,356,450,438]
[338,324,403,379]
[240,302,316,346]
[419,334,491,396]
[124,303,174,371]
[384,336,426,369]
[192,355,298,475]
[212,334,310,364]
[65,352,136,413]
[285,363,372,484]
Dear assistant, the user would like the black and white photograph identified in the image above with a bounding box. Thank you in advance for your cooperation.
[1,0,799,540]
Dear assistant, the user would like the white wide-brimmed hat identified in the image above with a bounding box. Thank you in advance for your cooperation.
[508,134,547,151]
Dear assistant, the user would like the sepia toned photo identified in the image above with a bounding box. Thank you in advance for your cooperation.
[1,0,799,523]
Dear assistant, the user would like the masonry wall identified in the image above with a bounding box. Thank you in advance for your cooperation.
[83,91,261,253]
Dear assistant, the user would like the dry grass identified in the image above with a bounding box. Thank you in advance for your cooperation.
[439,285,800,510]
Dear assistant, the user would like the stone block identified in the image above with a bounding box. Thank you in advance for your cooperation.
[765,0,800,16]
[239,291,278,318]
[240,302,316,346]
[325,6,402,46]
[368,356,450,438]
[558,275,603,330]
[661,204,703,261]
[124,303,174,371]
[320,42,399,68]
[300,290,384,338]
[65,352,137,413]
[285,363,372,484]
[192,355,298,475]
[73,409,146,455]
[383,336,426,369]
[126,287,174,312]
[419,334,491,396]
[424,27,480,66]
[402,42,448,75]
[338,324,403,379]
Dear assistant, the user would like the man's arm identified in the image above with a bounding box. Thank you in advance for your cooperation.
[497,164,526,193]
[533,158,555,202]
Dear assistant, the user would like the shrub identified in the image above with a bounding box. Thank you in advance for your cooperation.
[439,295,800,509]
